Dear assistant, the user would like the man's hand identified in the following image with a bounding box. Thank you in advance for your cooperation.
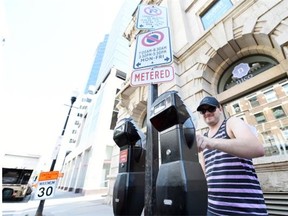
[196,134,214,152]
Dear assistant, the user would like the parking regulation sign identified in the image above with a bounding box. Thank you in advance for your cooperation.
[136,4,168,29]
[131,65,175,86]
[133,27,173,69]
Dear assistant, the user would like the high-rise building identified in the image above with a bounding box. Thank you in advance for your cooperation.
[84,34,109,94]
[56,0,140,195]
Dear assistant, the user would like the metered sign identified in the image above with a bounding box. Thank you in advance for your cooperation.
[133,27,173,69]
[131,65,175,86]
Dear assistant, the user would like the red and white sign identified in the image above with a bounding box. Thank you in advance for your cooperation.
[136,4,168,30]
[131,65,175,86]
[119,149,128,163]
[133,27,173,69]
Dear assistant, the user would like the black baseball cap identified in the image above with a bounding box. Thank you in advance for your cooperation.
[197,96,220,111]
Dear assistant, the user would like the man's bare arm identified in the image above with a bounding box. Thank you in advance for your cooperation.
[197,117,265,159]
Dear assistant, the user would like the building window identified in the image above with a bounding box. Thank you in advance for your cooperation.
[200,0,233,30]
[281,126,288,140]
[218,55,278,93]
[110,89,121,130]
[113,99,119,112]
[254,112,266,123]
[110,111,118,130]
[282,83,288,94]
[116,70,126,80]
[263,89,277,102]
[223,79,288,159]
[69,139,76,143]
[232,103,241,113]
[272,106,286,119]
[262,132,279,156]
[248,96,260,108]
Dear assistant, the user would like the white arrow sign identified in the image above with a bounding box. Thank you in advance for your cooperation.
[130,65,175,86]
[133,27,173,69]
[136,4,168,30]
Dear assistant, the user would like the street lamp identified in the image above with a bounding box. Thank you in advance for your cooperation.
[35,91,78,216]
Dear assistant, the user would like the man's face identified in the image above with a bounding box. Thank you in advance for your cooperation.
[198,105,220,126]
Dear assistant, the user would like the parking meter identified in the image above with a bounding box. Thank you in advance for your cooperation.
[112,118,146,216]
[150,91,207,215]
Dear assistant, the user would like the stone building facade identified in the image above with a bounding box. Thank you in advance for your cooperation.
[107,0,288,213]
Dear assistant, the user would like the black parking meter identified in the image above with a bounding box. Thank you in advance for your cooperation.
[112,118,146,216]
[150,91,207,215]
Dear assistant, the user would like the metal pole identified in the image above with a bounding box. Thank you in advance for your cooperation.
[34,158,57,216]
[144,83,159,215]
[61,96,76,136]
[35,96,76,216]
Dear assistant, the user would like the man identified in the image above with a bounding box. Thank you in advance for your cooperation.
[196,96,268,216]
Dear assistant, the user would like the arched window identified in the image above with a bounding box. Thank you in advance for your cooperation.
[218,55,278,93]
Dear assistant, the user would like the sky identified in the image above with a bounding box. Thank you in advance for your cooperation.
[1,0,126,158]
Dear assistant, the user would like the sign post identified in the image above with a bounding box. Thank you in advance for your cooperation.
[144,83,158,216]
[133,4,172,215]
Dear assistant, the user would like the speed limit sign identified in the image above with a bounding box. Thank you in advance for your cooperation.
[34,171,59,200]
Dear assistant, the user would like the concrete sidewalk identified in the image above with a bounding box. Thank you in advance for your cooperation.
[3,190,114,216]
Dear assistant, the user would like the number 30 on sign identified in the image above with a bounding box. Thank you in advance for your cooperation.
[34,180,57,199]
[34,171,59,200]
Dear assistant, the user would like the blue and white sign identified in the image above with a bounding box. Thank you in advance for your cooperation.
[133,27,173,69]
[232,63,250,79]
[201,0,233,29]
[136,5,168,30]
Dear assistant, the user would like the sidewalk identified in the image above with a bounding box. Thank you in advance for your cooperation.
[2,190,114,216]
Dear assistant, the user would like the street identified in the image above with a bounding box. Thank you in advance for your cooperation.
[2,190,114,216]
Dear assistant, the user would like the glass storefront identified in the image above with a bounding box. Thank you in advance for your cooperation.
[218,54,288,159]
[223,79,288,158]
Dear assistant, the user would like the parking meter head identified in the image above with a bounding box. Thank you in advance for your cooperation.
[113,118,141,147]
[183,118,196,149]
[150,91,190,132]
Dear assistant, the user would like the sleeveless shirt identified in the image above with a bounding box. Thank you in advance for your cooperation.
[203,119,268,215]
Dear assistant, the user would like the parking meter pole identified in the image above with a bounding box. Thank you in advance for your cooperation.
[112,118,146,216]
[144,83,159,216]
[150,91,207,215]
